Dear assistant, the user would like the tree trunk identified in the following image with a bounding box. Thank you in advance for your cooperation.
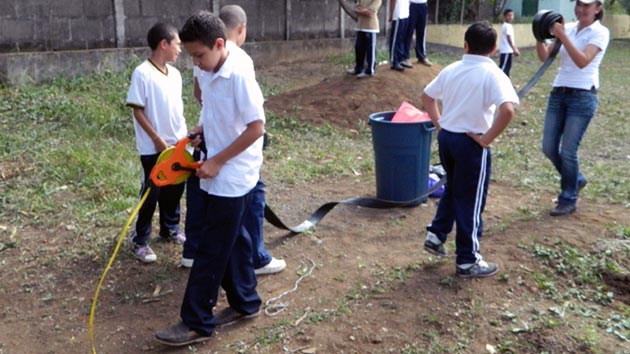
[435,0,439,24]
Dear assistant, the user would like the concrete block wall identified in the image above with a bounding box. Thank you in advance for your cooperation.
[0,0,376,53]
[0,0,116,52]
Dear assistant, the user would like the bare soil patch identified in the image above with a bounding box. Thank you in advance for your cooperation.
[264,60,442,129]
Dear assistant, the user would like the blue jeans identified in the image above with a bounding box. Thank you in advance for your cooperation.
[542,90,598,206]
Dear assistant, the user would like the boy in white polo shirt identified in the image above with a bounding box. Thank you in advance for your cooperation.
[499,9,520,77]
[126,23,187,263]
[421,22,519,278]
[155,11,263,347]
[182,5,286,276]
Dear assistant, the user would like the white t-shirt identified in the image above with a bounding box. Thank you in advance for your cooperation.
[126,60,187,155]
[499,22,515,54]
[553,20,609,90]
[424,55,519,134]
[196,50,265,197]
[392,0,410,20]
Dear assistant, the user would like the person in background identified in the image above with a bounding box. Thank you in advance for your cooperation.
[403,0,432,67]
[346,0,382,78]
[126,22,187,263]
[389,0,410,71]
[499,8,520,77]
[421,22,518,278]
[536,0,609,216]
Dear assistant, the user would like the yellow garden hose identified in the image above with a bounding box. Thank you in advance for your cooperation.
[87,136,198,353]
[88,187,151,354]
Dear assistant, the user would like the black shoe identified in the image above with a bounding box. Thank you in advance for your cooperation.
[456,261,498,278]
[424,231,446,256]
[549,203,576,216]
[400,60,413,68]
[155,322,211,347]
[424,239,446,257]
[215,307,260,327]
[391,64,405,71]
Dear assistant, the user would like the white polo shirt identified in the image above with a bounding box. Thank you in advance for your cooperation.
[393,0,410,20]
[553,20,609,90]
[424,54,519,134]
[499,22,515,54]
[126,60,187,155]
[196,50,265,197]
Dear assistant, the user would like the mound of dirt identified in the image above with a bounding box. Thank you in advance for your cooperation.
[264,63,442,129]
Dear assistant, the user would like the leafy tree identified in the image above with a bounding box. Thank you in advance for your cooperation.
[615,0,630,14]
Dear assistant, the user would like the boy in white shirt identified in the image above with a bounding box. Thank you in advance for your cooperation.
[422,22,519,278]
[499,9,520,77]
[389,0,410,71]
[126,23,187,263]
[155,11,264,347]
[182,5,286,276]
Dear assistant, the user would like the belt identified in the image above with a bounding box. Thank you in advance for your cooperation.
[552,86,597,94]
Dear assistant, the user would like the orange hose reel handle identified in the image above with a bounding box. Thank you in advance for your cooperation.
[150,136,202,187]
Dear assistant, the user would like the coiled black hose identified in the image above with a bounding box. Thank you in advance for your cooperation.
[532,10,564,42]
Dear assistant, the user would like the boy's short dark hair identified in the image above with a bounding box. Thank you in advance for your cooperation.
[503,8,513,16]
[147,23,178,50]
[179,10,226,49]
[465,22,497,55]
[219,5,247,31]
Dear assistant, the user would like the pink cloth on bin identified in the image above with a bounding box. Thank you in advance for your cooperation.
[391,101,430,123]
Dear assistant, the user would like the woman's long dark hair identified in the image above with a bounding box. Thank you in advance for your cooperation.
[595,2,604,21]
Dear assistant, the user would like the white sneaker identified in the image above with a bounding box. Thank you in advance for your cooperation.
[132,243,157,263]
[255,257,286,275]
[180,257,194,268]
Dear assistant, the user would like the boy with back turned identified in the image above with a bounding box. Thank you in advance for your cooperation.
[155,11,265,346]
[421,22,519,278]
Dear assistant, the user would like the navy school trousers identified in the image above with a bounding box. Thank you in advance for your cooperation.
[427,129,491,265]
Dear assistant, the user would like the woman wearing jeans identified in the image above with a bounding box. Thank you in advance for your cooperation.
[536,0,609,216]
